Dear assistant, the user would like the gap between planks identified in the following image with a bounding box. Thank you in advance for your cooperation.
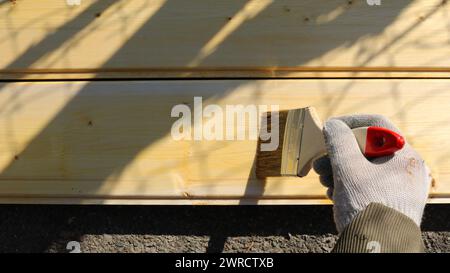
[1,67,450,80]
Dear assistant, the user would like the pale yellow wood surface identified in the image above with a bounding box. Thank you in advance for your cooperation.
[0,80,448,204]
[1,0,450,79]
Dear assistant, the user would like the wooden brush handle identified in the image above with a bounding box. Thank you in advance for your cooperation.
[295,108,405,177]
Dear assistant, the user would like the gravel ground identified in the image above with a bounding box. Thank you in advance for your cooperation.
[0,204,447,253]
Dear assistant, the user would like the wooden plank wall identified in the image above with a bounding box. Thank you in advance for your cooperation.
[0,0,449,204]
[0,80,448,204]
[0,0,449,78]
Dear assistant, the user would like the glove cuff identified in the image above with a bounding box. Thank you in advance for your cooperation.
[391,203,425,228]
[334,206,359,233]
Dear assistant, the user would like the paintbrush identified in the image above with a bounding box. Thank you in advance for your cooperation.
[256,107,405,179]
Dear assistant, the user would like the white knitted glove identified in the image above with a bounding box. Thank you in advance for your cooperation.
[313,115,431,233]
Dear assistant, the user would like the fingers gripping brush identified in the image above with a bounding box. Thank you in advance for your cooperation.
[256,107,405,178]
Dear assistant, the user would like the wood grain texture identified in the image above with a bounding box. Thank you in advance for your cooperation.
[1,0,450,79]
[0,79,448,204]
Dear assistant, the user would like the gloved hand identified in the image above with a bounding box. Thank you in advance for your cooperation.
[313,115,431,233]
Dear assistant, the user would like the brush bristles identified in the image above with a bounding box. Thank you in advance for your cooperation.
[255,110,289,178]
